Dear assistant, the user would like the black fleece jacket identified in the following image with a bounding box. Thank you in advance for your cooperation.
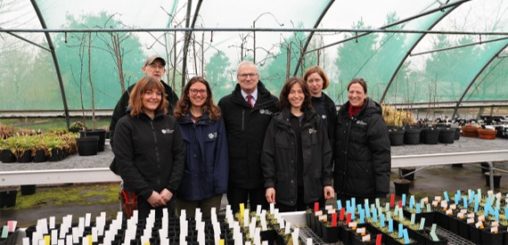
[262,108,333,206]
[113,111,185,200]
[334,98,391,198]
[218,82,278,189]
[310,92,337,144]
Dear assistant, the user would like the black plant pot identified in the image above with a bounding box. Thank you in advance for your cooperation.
[399,168,415,181]
[404,128,421,145]
[81,129,106,152]
[389,128,405,146]
[484,172,501,188]
[393,179,411,196]
[453,127,461,140]
[480,228,503,245]
[49,148,63,161]
[320,223,339,243]
[77,136,99,156]
[456,218,469,240]
[33,149,47,162]
[17,150,32,163]
[0,149,16,163]
[0,190,17,208]
[438,127,455,144]
[421,128,440,144]
[20,185,36,195]
[468,224,480,244]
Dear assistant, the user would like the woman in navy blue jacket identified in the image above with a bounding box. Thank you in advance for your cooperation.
[174,76,228,219]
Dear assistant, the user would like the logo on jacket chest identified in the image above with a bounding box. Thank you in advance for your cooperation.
[259,109,273,115]
[208,132,218,139]
[355,120,367,126]
[161,128,174,134]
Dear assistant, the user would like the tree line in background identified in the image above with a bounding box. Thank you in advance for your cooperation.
[0,11,507,111]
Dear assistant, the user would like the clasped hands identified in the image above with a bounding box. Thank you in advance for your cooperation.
[147,188,173,207]
[265,186,335,204]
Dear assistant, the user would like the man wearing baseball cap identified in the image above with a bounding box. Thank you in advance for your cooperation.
[109,55,179,147]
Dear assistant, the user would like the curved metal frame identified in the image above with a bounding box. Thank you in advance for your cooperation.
[305,0,470,55]
[181,0,203,89]
[380,1,466,103]
[292,0,334,76]
[30,0,70,128]
[452,43,508,119]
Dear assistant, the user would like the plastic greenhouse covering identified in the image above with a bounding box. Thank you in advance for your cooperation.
[1,0,507,117]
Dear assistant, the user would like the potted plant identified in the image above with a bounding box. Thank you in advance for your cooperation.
[0,123,15,140]
[383,105,407,146]
[32,135,48,162]
[69,121,86,133]
[462,124,479,137]
[477,128,497,140]
[75,123,100,156]
[0,139,16,163]
[437,126,455,144]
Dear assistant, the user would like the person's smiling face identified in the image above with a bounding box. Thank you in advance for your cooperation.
[348,83,366,107]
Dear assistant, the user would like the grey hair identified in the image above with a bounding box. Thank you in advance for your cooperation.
[236,60,258,75]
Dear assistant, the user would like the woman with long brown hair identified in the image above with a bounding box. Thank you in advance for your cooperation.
[261,77,334,211]
[174,76,228,219]
[113,76,185,219]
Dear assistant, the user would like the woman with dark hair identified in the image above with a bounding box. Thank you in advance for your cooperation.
[113,76,185,219]
[334,78,391,202]
[303,66,337,145]
[173,76,228,219]
[261,77,334,211]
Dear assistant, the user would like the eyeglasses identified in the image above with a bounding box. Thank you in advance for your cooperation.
[238,73,258,78]
[189,89,207,95]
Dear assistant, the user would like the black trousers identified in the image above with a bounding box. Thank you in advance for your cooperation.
[276,186,324,212]
[227,185,268,213]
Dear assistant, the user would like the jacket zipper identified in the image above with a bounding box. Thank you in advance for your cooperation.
[150,121,160,163]
[241,109,245,131]
[341,117,352,194]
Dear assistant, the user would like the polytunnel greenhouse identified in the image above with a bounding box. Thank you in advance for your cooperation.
[3,1,508,244]
[1,0,507,125]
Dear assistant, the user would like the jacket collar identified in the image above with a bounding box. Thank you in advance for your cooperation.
[136,109,166,121]
[230,81,275,108]
[178,112,212,125]
[274,107,317,127]
[339,97,381,118]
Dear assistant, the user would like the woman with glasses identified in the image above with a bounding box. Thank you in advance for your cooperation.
[261,77,334,211]
[174,76,228,219]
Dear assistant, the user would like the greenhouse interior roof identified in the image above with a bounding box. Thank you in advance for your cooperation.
[1,0,508,117]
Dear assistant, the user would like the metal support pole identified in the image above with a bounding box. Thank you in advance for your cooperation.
[488,161,494,191]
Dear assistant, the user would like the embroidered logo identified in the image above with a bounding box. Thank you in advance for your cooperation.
[356,120,367,126]
[161,129,174,134]
[308,128,317,134]
[208,132,217,139]
[259,109,273,115]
